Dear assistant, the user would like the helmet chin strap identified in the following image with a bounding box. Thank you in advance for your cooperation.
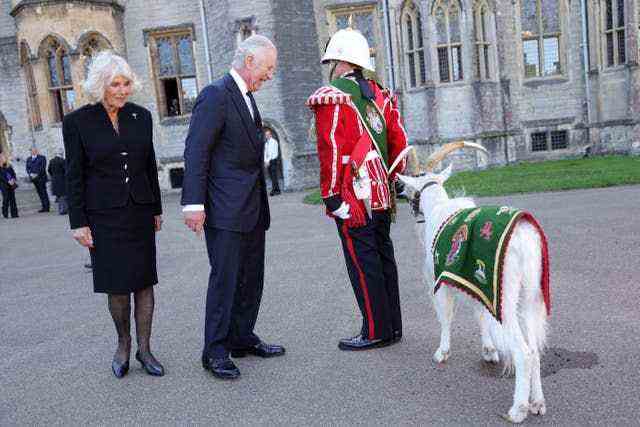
[328,61,338,81]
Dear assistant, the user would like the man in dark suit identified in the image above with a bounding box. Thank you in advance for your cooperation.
[47,151,67,215]
[181,35,284,380]
[26,147,50,212]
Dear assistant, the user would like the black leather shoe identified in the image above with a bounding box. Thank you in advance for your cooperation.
[38,208,50,213]
[136,351,165,376]
[231,342,285,358]
[338,334,392,351]
[203,357,241,380]
[390,330,402,343]
[111,358,130,378]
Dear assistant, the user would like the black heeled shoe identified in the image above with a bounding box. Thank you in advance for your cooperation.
[111,358,130,378]
[135,351,165,377]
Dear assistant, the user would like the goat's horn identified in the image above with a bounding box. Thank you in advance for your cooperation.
[425,141,489,172]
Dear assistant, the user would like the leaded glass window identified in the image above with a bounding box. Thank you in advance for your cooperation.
[474,1,492,79]
[434,0,463,83]
[149,30,198,117]
[520,0,562,78]
[603,0,626,67]
[44,38,75,122]
[402,2,427,88]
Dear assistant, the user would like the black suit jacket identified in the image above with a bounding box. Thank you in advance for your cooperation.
[47,155,67,197]
[63,102,162,229]
[181,73,270,232]
[26,154,47,182]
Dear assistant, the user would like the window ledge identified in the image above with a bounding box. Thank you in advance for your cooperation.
[601,64,631,74]
[523,76,569,88]
[435,81,467,89]
[404,85,429,94]
[160,115,191,127]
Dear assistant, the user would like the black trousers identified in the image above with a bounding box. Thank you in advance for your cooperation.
[336,210,402,341]
[203,221,266,359]
[32,179,50,210]
[268,160,280,192]
[1,187,18,218]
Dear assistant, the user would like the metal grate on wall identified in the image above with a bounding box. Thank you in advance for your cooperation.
[550,130,568,150]
[531,132,548,152]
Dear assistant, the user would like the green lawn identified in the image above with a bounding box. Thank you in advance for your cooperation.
[302,155,640,204]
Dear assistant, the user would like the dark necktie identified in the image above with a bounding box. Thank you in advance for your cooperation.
[246,91,262,129]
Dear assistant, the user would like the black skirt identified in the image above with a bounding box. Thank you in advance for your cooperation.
[88,199,158,294]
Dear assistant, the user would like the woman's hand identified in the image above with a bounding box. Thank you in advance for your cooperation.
[72,226,94,248]
[154,215,163,232]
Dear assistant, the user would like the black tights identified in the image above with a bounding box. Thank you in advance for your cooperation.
[108,286,157,363]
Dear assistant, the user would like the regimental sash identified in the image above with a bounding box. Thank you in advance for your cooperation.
[432,206,551,322]
[330,77,389,169]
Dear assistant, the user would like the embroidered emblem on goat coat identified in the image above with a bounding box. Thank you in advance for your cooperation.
[433,206,550,322]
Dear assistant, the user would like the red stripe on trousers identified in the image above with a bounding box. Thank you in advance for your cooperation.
[341,222,376,339]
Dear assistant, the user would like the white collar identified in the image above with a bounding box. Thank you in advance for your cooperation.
[230,68,249,95]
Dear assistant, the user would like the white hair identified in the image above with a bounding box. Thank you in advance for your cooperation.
[82,51,141,103]
[231,35,276,69]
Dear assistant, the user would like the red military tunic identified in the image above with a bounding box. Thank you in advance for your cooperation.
[307,78,408,222]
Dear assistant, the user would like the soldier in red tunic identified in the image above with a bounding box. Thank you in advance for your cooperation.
[306,28,410,350]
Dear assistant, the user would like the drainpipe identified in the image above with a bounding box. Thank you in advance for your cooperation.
[382,0,396,90]
[199,0,213,84]
[580,0,592,147]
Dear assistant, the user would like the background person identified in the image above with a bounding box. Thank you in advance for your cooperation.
[63,51,165,379]
[48,151,68,215]
[26,147,50,213]
[263,129,280,196]
[181,35,285,381]
[0,153,19,218]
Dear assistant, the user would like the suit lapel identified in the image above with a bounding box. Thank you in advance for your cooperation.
[224,74,260,153]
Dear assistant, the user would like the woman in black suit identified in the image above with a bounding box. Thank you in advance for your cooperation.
[0,153,19,218]
[63,51,164,378]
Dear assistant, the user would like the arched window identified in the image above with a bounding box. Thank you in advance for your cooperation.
[402,2,426,87]
[521,0,562,77]
[79,33,111,76]
[473,1,491,79]
[602,0,626,67]
[20,42,42,131]
[433,0,463,83]
[43,37,75,122]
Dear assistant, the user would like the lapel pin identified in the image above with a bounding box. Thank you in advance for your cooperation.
[132,113,138,119]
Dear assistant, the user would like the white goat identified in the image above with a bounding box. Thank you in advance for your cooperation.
[398,142,551,424]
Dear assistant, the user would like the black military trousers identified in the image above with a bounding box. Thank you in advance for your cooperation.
[336,209,402,341]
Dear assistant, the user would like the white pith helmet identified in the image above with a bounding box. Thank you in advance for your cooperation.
[321,28,375,72]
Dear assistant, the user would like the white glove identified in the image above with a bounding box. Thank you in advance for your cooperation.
[332,202,351,219]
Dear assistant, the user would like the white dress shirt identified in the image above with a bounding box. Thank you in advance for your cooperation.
[264,137,279,164]
[183,68,253,213]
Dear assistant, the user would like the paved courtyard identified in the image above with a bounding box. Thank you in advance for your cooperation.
[1,186,639,425]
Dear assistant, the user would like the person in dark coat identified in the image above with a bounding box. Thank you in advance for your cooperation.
[47,152,67,215]
[26,147,50,212]
[182,35,285,380]
[0,153,19,218]
[63,51,165,379]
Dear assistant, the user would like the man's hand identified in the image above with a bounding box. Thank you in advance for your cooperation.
[72,226,94,248]
[332,202,351,220]
[184,211,206,236]
[154,215,163,232]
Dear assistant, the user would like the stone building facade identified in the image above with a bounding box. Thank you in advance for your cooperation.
[1,0,639,191]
